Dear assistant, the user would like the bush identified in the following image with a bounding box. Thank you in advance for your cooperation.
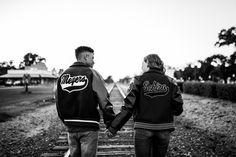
[215,84,236,102]
[183,81,200,95]
[183,81,236,102]
[198,81,217,98]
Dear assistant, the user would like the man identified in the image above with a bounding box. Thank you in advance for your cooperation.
[106,54,183,157]
[56,46,115,157]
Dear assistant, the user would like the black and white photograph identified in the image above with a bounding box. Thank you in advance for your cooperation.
[0,0,235,156]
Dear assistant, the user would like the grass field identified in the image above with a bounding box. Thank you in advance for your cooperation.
[0,85,56,122]
[0,83,115,122]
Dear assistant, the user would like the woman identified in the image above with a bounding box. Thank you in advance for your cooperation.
[106,53,183,157]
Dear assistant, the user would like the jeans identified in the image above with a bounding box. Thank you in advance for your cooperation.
[68,131,98,157]
[134,129,170,157]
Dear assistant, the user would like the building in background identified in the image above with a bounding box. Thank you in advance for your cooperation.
[0,63,57,86]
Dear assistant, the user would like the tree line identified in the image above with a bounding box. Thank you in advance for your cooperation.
[0,52,115,83]
[174,27,236,83]
[0,52,46,69]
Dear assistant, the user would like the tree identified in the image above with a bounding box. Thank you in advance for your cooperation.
[0,60,16,75]
[19,53,46,69]
[215,27,236,82]
[215,27,236,47]
[198,60,214,81]
[176,52,236,82]
[228,52,236,80]
[182,64,195,81]
[104,75,114,84]
[173,69,183,80]
[205,54,228,82]
[0,60,16,69]
[119,76,132,84]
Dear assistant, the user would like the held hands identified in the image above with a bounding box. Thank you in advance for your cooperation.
[105,129,116,138]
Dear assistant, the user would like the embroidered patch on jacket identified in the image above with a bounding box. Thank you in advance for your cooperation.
[143,81,169,98]
[60,74,88,93]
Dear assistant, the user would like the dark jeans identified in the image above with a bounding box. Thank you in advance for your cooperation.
[134,129,170,157]
[68,131,98,157]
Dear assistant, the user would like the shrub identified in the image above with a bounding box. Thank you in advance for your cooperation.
[183,81,200,95]
[215,83,236,101]
[183,81,236,102]
[198,81,217,98]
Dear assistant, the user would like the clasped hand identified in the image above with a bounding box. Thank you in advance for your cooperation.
[104,129,116,138]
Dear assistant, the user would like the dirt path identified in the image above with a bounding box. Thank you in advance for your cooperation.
[170,94,236,156]
[0,103,66,157]
[181,94,236,139]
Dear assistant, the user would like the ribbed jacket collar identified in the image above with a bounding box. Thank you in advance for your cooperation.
[70,62,89,67]
[145,68,164,75]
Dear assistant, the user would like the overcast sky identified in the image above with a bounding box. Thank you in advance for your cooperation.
[0,0,235,81]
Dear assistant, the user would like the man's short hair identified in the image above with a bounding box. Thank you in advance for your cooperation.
[75,46,94,60]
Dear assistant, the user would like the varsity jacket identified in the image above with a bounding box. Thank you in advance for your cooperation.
[108,68,183,134]
[56,62,115,131]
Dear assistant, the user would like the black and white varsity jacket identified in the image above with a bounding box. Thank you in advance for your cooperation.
[108,68,183,134]
[56,62,115,131]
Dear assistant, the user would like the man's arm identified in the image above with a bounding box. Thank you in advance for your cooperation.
[91,69,116,128]
[55,79,64,123]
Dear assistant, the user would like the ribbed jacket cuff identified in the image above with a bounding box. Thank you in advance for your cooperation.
[108,126,117,134]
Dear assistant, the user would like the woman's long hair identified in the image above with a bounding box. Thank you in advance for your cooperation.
[144,54,165,73]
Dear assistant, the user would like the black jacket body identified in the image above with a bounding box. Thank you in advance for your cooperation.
[56,62,115,131]
[109,68,183,133]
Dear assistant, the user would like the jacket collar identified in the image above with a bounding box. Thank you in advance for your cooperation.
[70,61,89,67]
[145,68,164,75]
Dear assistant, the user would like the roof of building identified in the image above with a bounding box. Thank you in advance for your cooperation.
[0,69,57,79]
[0,73,56,78]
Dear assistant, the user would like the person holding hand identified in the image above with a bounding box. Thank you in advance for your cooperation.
[106,53,183,157]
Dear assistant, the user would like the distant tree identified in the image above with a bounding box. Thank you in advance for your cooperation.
[0,60,16,69]
[173,69,183,80]
[119,76,132,84]
[228,52,236,65]
[19,61,25,69]
[198,60,214,81]
[177,26,236,82]
[19,52,46,69]
[215,27,236,82]
[215,27,236,47]
[205,54,228,82]
[104,75,114,84]
[182,64,195,81]
[227,52,236,80]
[179,52,236,82]
[0,60,16,75]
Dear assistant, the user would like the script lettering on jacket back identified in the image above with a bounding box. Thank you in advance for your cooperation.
[143,80,169,98]
[60,74,88,93]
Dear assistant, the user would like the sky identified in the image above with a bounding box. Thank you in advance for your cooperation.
[0,0,236,81]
